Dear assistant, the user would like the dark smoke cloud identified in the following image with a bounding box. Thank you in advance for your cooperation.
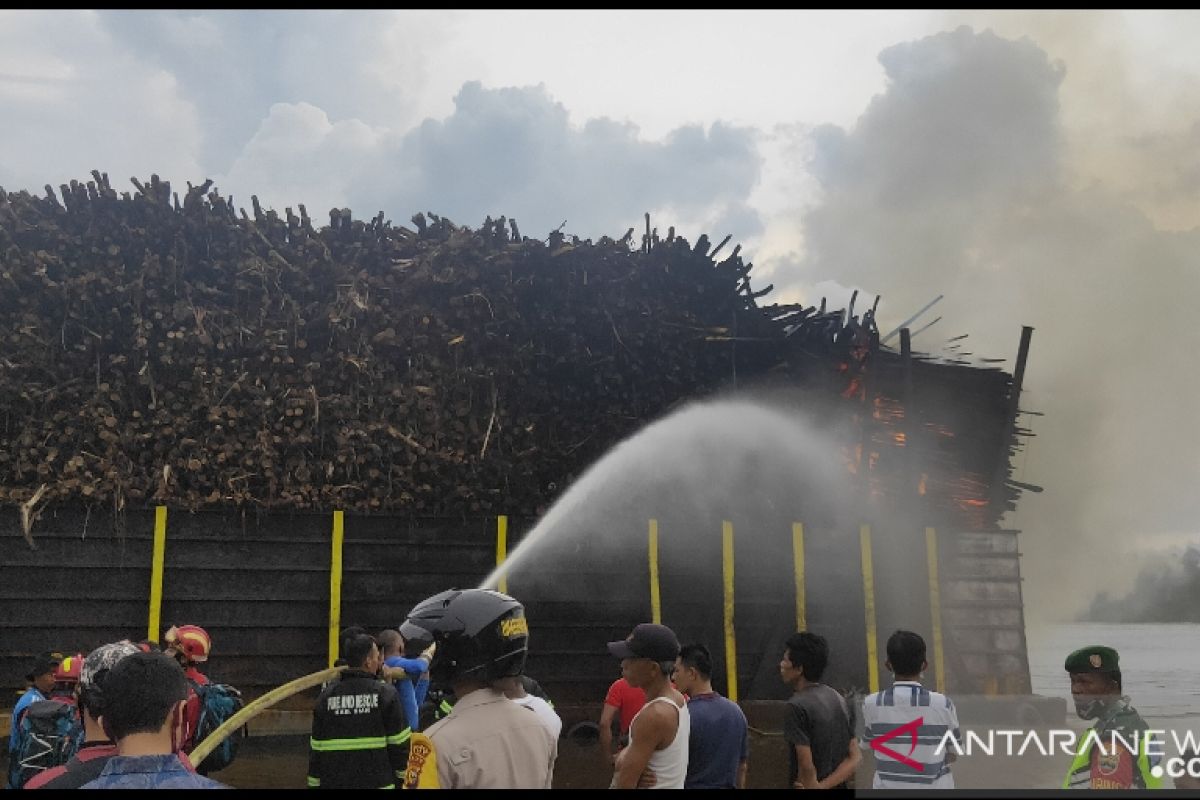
[789,25,1200,620]
[1086,545,1200,623]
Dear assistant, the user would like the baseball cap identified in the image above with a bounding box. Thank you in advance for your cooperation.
[607,623,680,662]
[82,641,141,688]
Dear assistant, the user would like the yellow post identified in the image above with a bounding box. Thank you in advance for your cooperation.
[328,510,344,669]
[792,522,806,631]
[648,519,661,624]
[860,524,879,693]
[496,515,508,594]
[925,527,947,693]
[147,506,167,642]
[722,521,738,702]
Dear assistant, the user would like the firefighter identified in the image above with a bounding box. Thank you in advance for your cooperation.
[1062,645,1162,789]
[162,624,211,758]
[307,632,409,789]
[400,588,557,789]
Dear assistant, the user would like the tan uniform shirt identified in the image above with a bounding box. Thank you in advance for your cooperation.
[410,687,557,789]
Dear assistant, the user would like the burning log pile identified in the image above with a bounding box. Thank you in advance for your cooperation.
[2,172,850,517]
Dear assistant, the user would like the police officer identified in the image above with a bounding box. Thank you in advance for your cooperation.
[1062,645,1162,789]
[308,632,409,790]
[400,588,557,789]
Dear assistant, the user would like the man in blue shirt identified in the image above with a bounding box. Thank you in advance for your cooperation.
[6,652,60,789]
[673,643,748,789]
[79,651,226,789]
[378,629,434,733]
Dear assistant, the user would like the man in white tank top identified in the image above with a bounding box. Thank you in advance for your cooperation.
[606,624,690,789]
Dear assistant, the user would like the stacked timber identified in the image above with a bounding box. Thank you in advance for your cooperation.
[0,173,837,517]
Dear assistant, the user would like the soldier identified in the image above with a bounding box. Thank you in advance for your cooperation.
[1062,645,1162,789]
[400,588,556,789]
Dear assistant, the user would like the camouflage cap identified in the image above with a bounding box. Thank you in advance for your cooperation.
[81,640,141,688]
[1064,645,1120,674]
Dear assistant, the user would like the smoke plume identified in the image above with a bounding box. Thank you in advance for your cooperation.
[790,24,1200,620]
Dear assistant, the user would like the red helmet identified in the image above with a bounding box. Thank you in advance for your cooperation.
[53,653,85,683]
[163,625,212,663]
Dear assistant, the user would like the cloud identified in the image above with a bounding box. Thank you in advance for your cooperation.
[789,24,1200,619]
[220,102,384,214]
[92,10,440,174]
[0,11,203,193]
[0,8,767,256]
[219,81,764,242]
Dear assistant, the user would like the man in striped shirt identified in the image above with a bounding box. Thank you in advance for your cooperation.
[862,630,960,789]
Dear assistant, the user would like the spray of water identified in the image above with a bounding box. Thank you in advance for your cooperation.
[478,396,856,590]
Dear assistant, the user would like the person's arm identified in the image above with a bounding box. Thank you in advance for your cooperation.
[945,697,960,764]
[414,674,430,708]
[381,686,410,786]
[396,679,419,737]
[737,759,748,790]
[307,702,323,789]
[783,701,815,789]
[599,703,619,766]
[794,744,819,789]
[612,705,671,789]
[816,737,861,789]
[382,656,430,681]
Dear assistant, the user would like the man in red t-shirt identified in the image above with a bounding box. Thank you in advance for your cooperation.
[599,677,646,768]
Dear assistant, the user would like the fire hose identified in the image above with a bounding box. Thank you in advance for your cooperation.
[190,666,346,768]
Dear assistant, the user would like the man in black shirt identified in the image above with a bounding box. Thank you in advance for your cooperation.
[308,633,409,789]
[779,632,860,789]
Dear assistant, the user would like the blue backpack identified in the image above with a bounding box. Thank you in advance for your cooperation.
[10,698,84,788]
[189,681,245,773]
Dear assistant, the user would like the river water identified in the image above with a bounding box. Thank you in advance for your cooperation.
[1028,621,1200,724]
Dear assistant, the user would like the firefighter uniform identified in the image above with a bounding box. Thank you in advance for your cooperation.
[406,687,556,789]
[308,668,410,790]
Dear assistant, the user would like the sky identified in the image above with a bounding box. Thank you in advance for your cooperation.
[2,10,1199,622]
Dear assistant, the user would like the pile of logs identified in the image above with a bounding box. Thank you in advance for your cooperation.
[0,172,857,516]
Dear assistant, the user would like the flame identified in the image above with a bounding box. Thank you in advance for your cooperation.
[893,432,907,445]
[918,474,927,495]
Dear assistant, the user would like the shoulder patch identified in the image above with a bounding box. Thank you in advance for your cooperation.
[404,732,440,789]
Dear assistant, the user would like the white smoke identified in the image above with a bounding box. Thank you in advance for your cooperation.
[787,23,1200,620]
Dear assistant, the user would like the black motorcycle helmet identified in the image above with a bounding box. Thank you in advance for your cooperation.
[400,588,529,688]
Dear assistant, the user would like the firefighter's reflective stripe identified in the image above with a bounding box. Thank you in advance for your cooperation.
[404,732,440,789]
[308,722,411,751]
[311,735,390,752]
[307,776,320,787]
